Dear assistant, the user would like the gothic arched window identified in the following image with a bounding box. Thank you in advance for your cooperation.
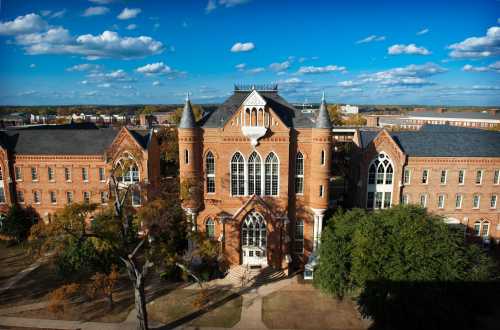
[265,152,279,196]
[206,218,215,239]
[231,152,245,196]
[248,152,262,195]
[295,152,304,194]
[366,153,394,209]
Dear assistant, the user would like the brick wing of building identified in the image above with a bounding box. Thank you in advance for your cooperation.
[178,86,332,278]
[351,124,500,242]
[0,124,160,220]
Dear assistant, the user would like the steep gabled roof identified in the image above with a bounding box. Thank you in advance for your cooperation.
[199,90,316,128]
[359,125,500,157]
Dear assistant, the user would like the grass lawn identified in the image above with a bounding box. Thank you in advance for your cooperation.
[0,240,35,283]
[148,288,242,328]
[262,286,368,330]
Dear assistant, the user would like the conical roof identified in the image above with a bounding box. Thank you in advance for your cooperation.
[316,92,332,129]
[179,93,196,128]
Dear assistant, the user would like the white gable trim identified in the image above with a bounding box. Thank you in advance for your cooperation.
[242,90,266,108]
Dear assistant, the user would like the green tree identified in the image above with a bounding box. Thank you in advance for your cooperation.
[315,205,497,330]
[0,205,38,243]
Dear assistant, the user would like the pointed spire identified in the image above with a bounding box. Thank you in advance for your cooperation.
[316,91,332,129]
[179,92,196,129]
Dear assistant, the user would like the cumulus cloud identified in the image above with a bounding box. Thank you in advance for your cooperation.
[448,26,500,58]
[247,67,265,74]
[235,63,246,71]
[356,35,386,44]
[0,13,48,36]
[51,9,67,19]
[416,28,429,35]
[388,44,430,55]
[338,80,363,88]
[117,8,142,20]
[360,62,447,87]
[462,61,500,73]
[82,6,109,17]
[269,60,291,72]
[89,0,114,4]
[230,42,255,52]
[66,63,101,72]
[126,24,137,30]
[136,62,171,75]
[297,65,346,74]
[206,0,250,13]
[18,30,163,60]
[87,69,136,83]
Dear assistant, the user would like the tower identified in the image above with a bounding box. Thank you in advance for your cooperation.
[178,93,201,232]
[307,92,332,275]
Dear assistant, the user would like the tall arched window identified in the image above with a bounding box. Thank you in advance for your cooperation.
[265,152,279,196]
[366,153,393,209]
[115,152,140,184]
[473,220,490,238]
[231,152,245,196]
[295,152,304,195]
[248,152,262,195]
[206,152,215,193]
[206,218,215,239]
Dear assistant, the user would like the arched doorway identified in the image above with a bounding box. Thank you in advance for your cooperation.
[241,211,267,266]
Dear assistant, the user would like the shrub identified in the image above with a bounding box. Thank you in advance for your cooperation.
[0,205,37,242]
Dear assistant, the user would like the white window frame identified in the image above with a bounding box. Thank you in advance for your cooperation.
[50,191,57,204]
[66,191,74,204]
[421,169,429,184]
[31,167,38,182]
[438,194,445,209]
[205,218,215,239]
[293,220,304,254]
[455,194,463,209]
[230,152,245,196]
[475,169,483,185]
[15,166,22,181]
[48,167,55,182]
[100,191,108,204]
[17,190,24,204]
[264,152,279,196]
[33,190,41,204]
[403,168,411,185]
[82,167,89,182]
[99,167,106,182]
[401,194,409,205]
[440,170,447,185]
[295,152,304,195]
[366,153,393,209]
[206,152,216,194]
[494,169,500,185]
[420,194,427,208]
[472,194,480,209]
[83,191,90,204]
[458,169,465,185]
[490,195,497,209]
[64,167,72,182]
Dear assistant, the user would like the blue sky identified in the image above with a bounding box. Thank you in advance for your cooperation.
[0,0,498,106]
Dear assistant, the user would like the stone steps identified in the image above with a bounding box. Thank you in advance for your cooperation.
[224,265,287,287]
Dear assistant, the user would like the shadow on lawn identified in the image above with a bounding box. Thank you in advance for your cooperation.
[360,280,500,330]
[155,284,248,330]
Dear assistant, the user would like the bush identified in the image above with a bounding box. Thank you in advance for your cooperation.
[0,205,37,242]
[314,205,498,330]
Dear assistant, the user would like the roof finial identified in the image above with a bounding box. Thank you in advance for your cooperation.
[251,84,256,91]
[321,91,325,102]
[186,92,190,101]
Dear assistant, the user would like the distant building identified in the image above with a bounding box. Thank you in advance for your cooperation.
[0,112,29,128]
[340,104,359,115]
[139,112,176,128]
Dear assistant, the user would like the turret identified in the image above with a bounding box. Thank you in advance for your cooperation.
[178,93,201,211]
[310,92,332,210]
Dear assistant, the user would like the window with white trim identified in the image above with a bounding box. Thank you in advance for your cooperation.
[366,153,393,209]
[264,152,279,196]
[294,220,304,254]
[31,167,38,181]
[494,170,499,185]
[100,191,108,204]
[83,191,90,204]
[403,168,411,185]
[0,166,3,181]
[66,191,73,204]
[440,170,447,185]
[64,167,71,182]
[15,167,22,181]
[230,152,245,196]
[48,167,55,182]
[205,218,215,239]
[99,167,106,182]
[458,169,465,185]
[295,152,304,195]
[206,152,216,194]
[401,194,409,205]
[50,191,57,204]
[17,190,24,204]
[33,191,41,204]
[473,220,489,237]
[475,170,483,185]
[420,194,427,207]
[438,194,445,209]
[455,194,463,209]
[248,152,261,195]
[116,153,140,184]
[490,195,497,209]
[472,194,480,209]
[421,169,429,184]
[82,167,89,182]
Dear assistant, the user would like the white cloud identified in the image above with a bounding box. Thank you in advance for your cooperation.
[338,80,363,88]
[152,80,161,86]
[388,44,430,55]
[247,67,265,74]
[471,85,500,91]
[297,65,346,74]
[356,35,386,44]
[0,13,48,36]
[206,0,250,13]
[88,69,135,83]
[117,8,142,20]
[40,10,52,17]
[462,61,500,73]
[126,24,137,30]
[205,0,217,13]
[416,28,429,35]
[360,62,446,87]
[136,62,171,75]
[98,83,111,88]
[51,9,67,19]
[18,30,163,60]
[235,63,246,71]
[89,0,114,4]
[448,26,500,58]
[230,42,255,52]
[82,6,109,17]
[66,63,101,72]
[269,60,291,72]
[29,63,36,68]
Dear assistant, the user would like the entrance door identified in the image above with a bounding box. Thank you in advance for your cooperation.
[241,212,267,266]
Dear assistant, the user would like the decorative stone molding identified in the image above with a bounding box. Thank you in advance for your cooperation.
[241,126,268,147]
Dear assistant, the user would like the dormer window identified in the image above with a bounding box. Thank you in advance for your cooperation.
[240,90,269,146]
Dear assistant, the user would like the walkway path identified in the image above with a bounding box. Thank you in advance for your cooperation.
[0,256,47,295]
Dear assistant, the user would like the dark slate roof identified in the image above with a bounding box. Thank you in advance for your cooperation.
[128,129,151,149]
[359,124,500,157]
[179,98,196,128]
[316,97,332,129]
[199,90,316,128]
[0,126,121,155]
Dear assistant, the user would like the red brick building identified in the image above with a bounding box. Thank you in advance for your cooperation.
[178,86,332,277]
[0,124,160,220]
[351,125,500,242]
